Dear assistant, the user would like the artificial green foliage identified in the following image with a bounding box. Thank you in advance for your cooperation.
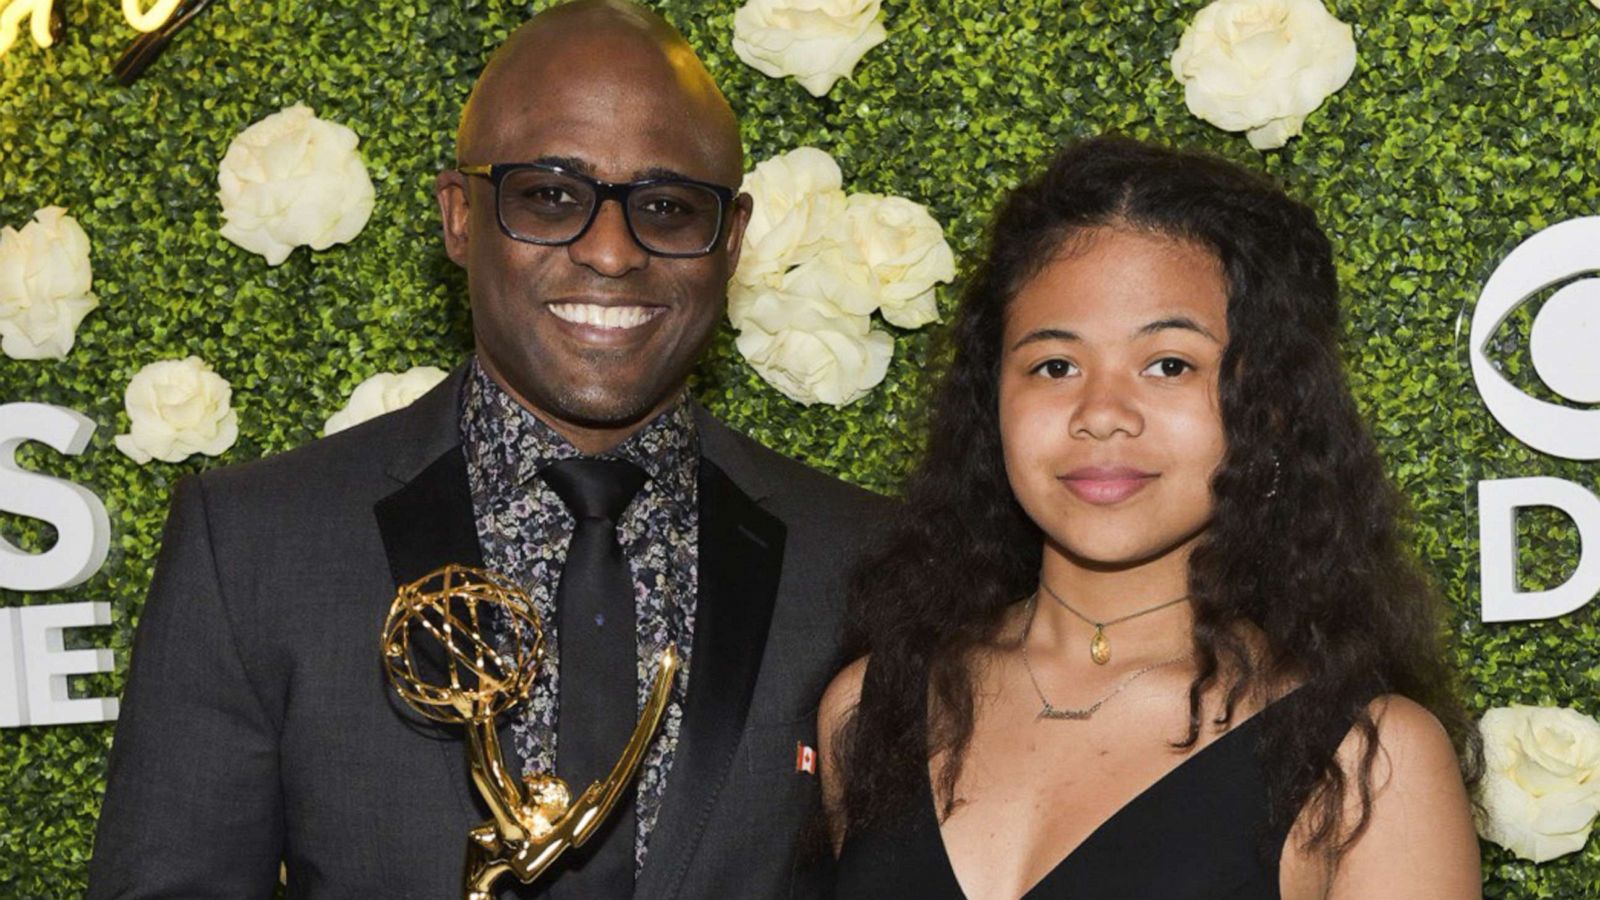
[1,0,1597,894]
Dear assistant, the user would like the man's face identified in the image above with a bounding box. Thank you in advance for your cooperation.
[437,42,749,444]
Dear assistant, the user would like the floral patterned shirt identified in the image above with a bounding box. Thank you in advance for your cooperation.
[460,359,699,874]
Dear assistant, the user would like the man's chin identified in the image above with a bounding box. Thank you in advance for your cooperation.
[532,381,683,436]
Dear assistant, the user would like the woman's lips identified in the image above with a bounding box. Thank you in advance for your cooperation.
[1058,467,1158,505]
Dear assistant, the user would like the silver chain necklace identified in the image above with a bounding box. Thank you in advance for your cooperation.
[1018,594,1188,721]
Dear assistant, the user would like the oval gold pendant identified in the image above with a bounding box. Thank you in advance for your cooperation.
[1090,628,1111,665]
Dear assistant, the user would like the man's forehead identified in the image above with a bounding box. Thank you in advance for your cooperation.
[462,42,741,180]
[470,99,734,178]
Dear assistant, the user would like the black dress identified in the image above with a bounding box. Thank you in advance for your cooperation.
[834,689,1345,899]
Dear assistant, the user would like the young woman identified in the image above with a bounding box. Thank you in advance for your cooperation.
[821,137,1481,899]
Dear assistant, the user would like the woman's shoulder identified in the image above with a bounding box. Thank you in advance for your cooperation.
[1359,695,1460,770]
[1279,693,1480,900]
[819,656,872,850]
[1328,695,1466,812]
[820,656,870,736]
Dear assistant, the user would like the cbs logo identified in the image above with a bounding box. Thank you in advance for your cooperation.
[1470,216,1600,622]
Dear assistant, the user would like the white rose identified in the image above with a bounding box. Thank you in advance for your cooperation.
[0,207,97,360]
[734,288,893,406]
[827,193,954,328]
[734,147,849,297]
[1170,0,1357,150]
[114,357,239,464]
[1476,705,1600,862]
[323,366,449,435]
[217,104,376,266]
[732,251,879,331]
[732,0,887,97]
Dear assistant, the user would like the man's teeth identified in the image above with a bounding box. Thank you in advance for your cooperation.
[548,303,662,329]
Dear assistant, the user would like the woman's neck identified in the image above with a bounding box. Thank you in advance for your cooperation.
[1028,539,1197,664]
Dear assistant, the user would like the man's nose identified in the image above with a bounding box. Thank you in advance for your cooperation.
[567,199,650,277]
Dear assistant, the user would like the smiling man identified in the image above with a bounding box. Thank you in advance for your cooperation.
[87,3,890,898]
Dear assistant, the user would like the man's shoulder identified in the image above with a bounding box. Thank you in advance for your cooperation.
[192,402,441,513]
[193,363,464,507]
[697,410,897,526]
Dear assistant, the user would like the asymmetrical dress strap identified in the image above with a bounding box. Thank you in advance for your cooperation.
[834,680,1358,899]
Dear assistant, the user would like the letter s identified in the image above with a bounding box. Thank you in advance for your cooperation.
[0,403,109,592]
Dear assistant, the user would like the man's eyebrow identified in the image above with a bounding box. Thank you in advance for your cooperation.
[637,166,696,182]
[532,155,593,174]
[525,159,700,184]
[1137,316,1220,342]
[1009,328,1080,352]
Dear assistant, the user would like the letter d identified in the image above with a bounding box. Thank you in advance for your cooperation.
[0,403,109,592]
[1480,477,1600,622]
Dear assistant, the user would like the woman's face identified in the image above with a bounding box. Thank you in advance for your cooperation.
[998,226,1230,569]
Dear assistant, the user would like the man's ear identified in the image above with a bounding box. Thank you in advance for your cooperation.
[436,170,471,267]
[722,191,754,277]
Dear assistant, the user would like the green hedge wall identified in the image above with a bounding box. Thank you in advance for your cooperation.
[2,0,1597,895]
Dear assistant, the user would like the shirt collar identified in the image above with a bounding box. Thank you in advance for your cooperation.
[460,357,698,503]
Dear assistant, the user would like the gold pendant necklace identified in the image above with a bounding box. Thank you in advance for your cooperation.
[1038,582,1190,665]
[1017,595,1187,721]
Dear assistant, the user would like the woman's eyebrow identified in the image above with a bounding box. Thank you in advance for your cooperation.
[1009,328,1080,352]
[1137,316,1220,342]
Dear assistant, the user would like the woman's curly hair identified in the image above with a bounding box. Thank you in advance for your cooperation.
[834,135,1479,859]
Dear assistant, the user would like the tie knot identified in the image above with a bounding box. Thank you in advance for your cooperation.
[541,458,647,522]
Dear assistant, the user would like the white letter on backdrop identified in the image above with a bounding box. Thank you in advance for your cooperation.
[0,403,109,592]
[17,601,117,725]
[0,607,25,727]
[1480,476,1600,622]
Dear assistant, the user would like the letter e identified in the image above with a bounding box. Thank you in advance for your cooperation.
[18,601,117,725]
[0,607,25,727]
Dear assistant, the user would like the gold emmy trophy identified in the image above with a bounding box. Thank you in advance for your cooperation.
[382,564,679,900]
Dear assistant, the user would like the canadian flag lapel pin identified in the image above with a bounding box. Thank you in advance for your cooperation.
[795,741,817,775]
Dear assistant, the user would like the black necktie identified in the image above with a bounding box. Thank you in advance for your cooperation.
[543,458,647,897]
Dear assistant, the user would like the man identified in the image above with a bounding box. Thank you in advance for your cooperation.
[87,2,889,897]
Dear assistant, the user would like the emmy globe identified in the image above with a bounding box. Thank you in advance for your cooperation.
[382,563,679,899]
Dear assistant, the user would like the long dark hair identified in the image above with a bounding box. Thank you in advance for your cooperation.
[835,135,1479,858]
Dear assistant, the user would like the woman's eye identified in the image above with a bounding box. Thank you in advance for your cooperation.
[1144,357,1193,378]
[1032,359,1076,379]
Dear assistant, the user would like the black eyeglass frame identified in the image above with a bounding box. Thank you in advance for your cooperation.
[458,163,739,259]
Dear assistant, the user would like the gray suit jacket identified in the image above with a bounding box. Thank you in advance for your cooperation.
[88,365,891,899]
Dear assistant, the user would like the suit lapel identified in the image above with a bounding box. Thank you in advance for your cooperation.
[372,445,480,586]
[373,445,485,586]
[635,457,787,900]
[373,439,509,824]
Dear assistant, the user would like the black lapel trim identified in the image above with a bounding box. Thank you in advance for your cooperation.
[373,445,485,587]
[372,444,496,822]
[636,458,787,900]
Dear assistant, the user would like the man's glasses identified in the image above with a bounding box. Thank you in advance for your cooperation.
[458,163,737,258]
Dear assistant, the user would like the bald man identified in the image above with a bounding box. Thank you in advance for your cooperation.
[87,2,890,897]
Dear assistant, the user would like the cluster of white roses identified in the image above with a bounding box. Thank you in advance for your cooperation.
[217,104,375,266]
[731,147,954,407]
[111,360,448,465]
[0,207,97,361]
[732,0,886,97]
[1172,0,1358,150]
[730,0,1360,150]
[89,102,391,466]
[1477,704,1600,862]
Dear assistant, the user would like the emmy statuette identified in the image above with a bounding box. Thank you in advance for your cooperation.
[382,564,679,900]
